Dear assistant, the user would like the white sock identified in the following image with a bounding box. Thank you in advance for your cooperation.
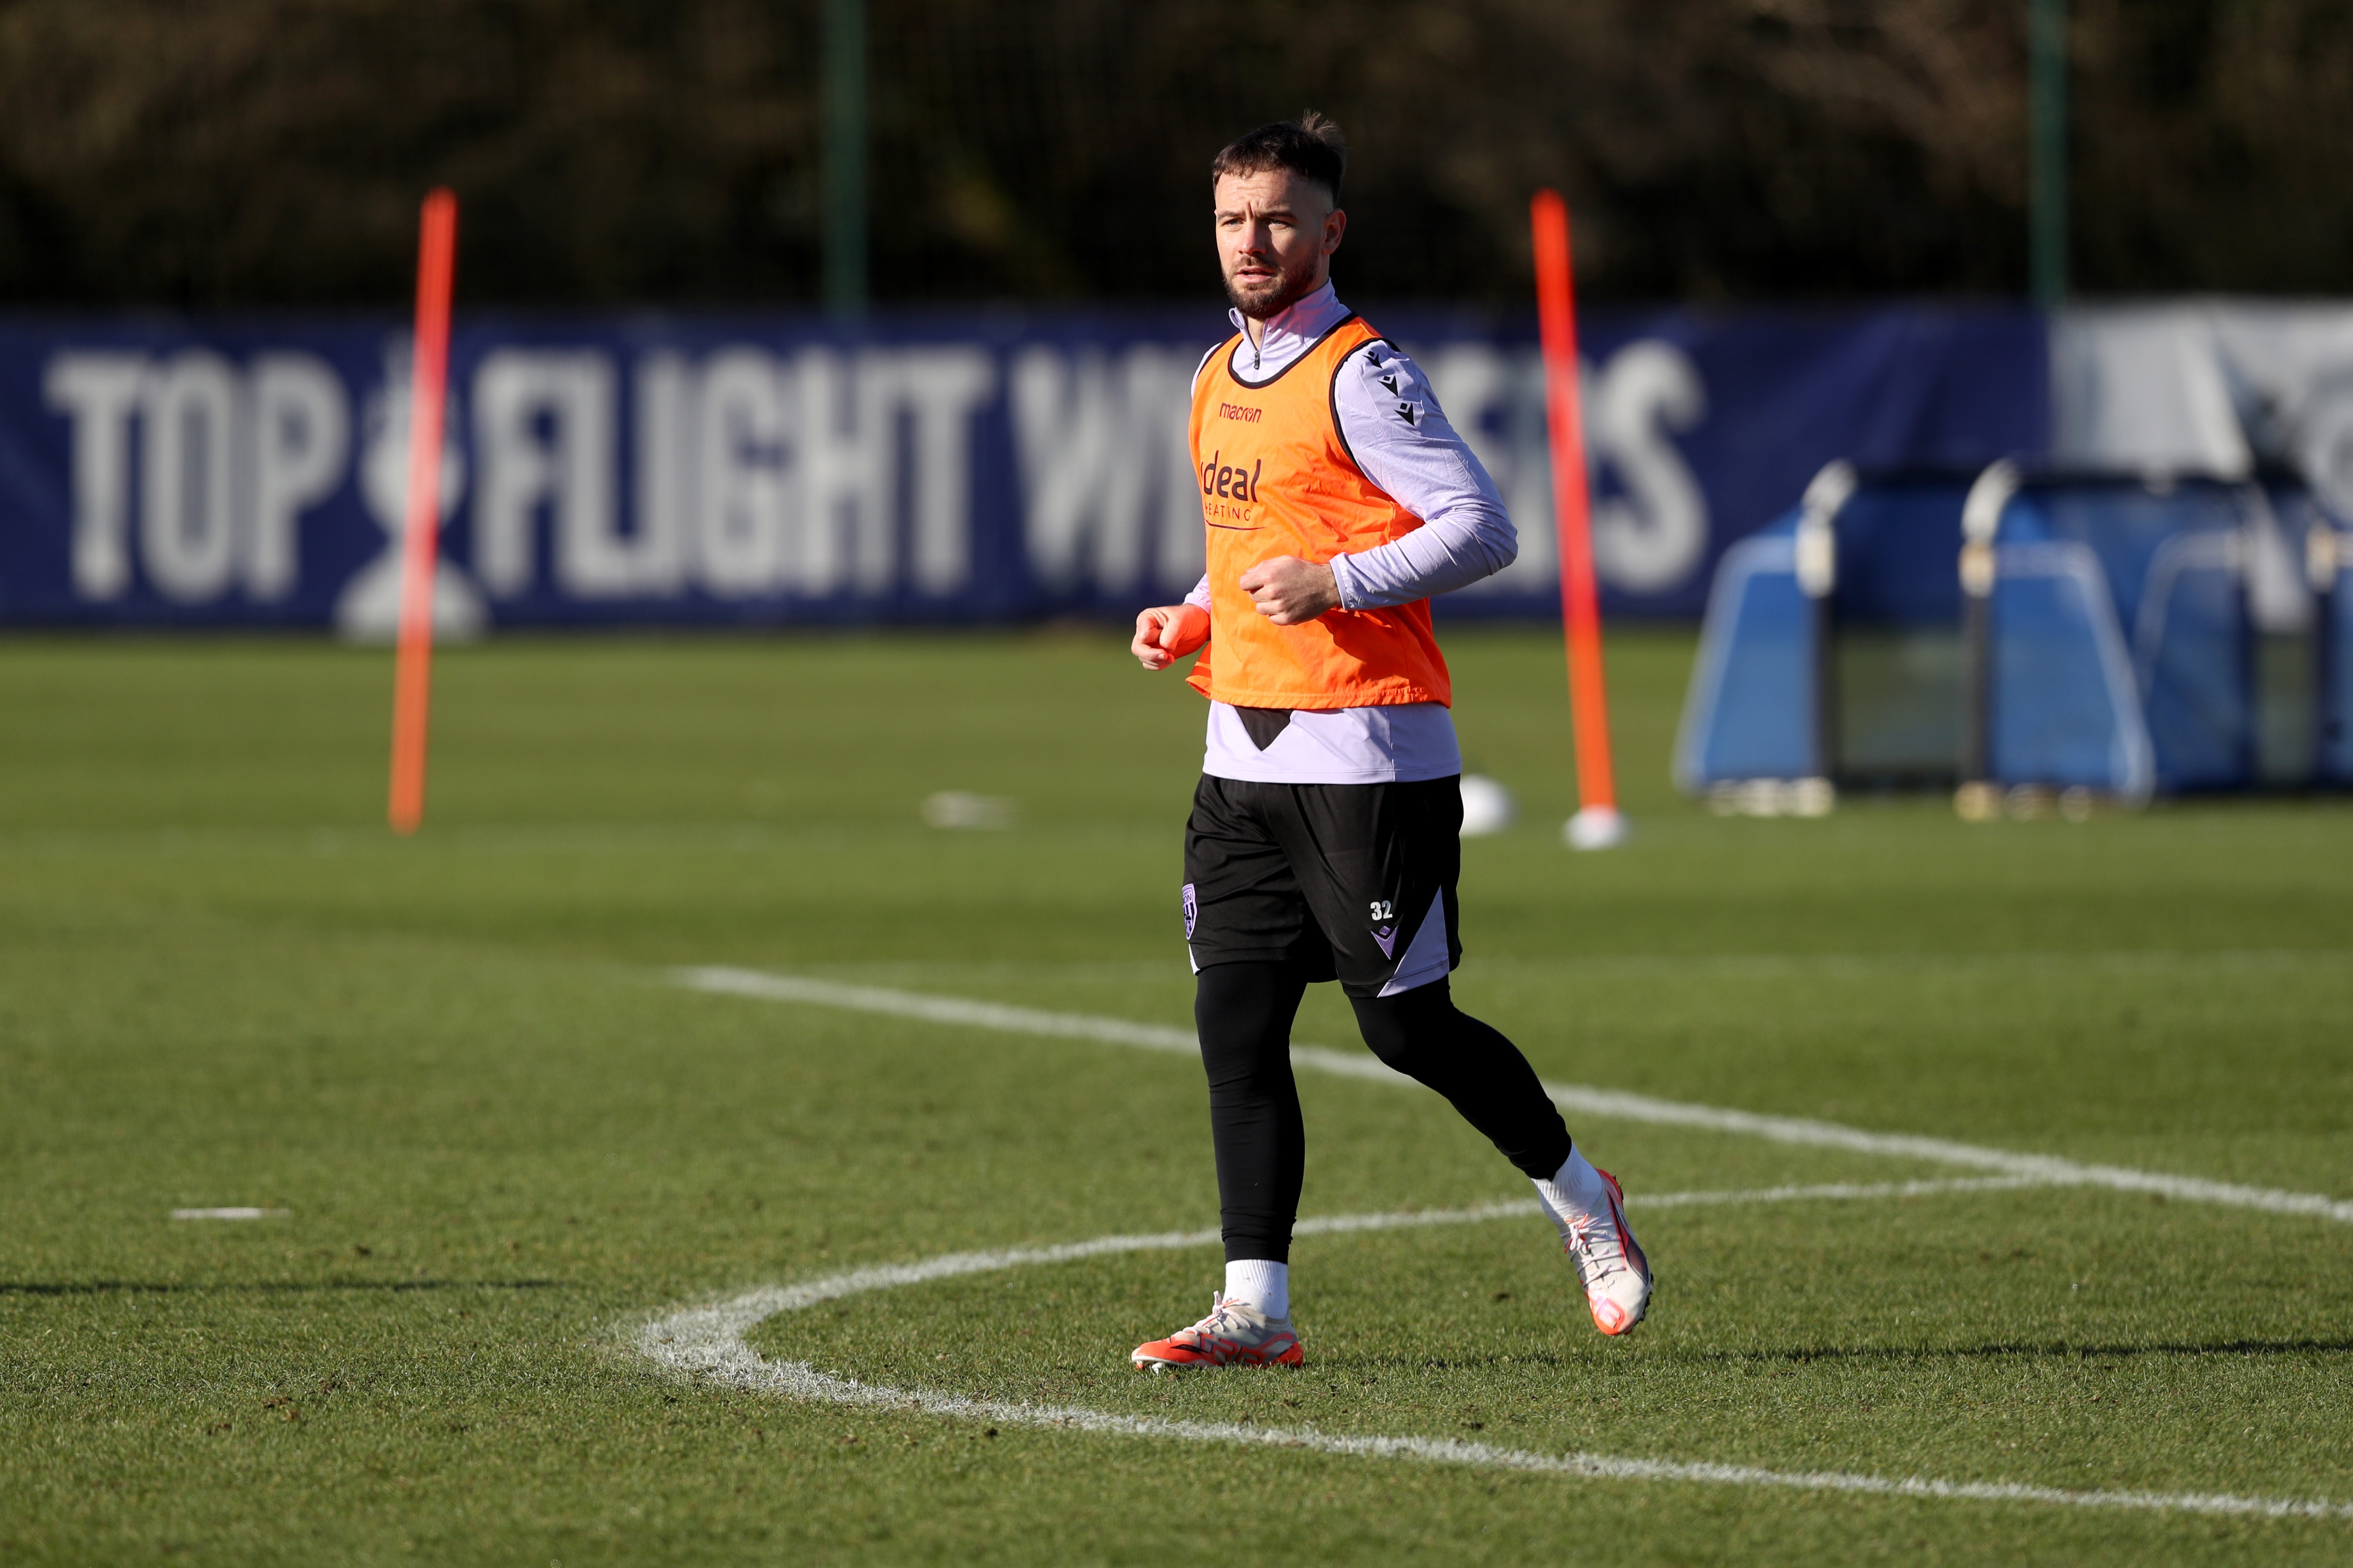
[1531,1146,1608,1243]
[1223,1258,1290,1320]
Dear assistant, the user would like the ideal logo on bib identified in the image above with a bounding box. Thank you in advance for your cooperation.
[1198,448,1263,529]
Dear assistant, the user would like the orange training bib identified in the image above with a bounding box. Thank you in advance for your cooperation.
[1184,316,1451,711]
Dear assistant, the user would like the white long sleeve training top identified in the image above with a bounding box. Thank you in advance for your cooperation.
[1183,281,1517,784]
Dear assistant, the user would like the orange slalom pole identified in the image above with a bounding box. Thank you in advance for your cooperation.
[387,188,459,835]
[1530,189,1626,849]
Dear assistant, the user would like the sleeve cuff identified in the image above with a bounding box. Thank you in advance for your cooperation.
[1328,554,1365,612]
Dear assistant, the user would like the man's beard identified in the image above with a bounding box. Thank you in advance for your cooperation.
[1223,257,1321,320]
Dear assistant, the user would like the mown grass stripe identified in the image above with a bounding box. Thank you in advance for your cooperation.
[673,965,2353,1226]
[639,1199,2353,1523]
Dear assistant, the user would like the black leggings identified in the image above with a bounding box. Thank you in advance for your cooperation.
[1195,960,1574,1264]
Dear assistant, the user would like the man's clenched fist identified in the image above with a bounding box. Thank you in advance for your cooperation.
[1132,603,1211,670]
[1239,556,1339,625]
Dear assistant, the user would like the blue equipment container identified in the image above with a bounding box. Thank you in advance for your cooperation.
[1677,461,2350,803]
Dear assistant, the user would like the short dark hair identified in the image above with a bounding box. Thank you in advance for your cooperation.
[1210,111,1346,204]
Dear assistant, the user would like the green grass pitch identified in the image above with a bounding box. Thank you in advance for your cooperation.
[2,625,2349,1566]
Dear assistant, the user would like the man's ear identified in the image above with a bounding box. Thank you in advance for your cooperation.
[1323,208,1347,256]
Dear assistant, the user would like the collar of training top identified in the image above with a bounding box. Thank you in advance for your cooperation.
[1227,281,1349,375]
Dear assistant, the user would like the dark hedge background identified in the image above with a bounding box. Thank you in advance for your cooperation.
[0,0,2347,308]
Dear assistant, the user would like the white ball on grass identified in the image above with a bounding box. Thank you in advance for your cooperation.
[921,791,1016,830]
[1458,774,1517,837]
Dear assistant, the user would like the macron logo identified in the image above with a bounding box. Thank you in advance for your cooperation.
[1217,402,1263,423]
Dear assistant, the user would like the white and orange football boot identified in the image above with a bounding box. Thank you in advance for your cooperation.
[1131,1293,1304,1371]
[1564,1167,1652,1336]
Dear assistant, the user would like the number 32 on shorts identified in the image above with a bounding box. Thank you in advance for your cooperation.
[1369,899,1395,921]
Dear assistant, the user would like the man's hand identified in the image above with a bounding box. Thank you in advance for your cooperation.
[1132,603,1211,671]
[1239,556,1340,625]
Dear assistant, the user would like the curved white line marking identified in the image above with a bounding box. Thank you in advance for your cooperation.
[672,967,2353,1225]
[634,1189,2353,1522]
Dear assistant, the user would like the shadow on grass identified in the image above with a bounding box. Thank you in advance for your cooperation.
[1698,1338,2353,1363]
[1326,1336,2353,1375]
[0,1278,567,1296]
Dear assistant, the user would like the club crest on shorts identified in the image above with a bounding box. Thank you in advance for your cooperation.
[1181,882,1198,939]
[1369,896,1399,959]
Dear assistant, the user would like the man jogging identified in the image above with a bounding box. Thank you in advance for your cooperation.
[1129,113,1651,1371]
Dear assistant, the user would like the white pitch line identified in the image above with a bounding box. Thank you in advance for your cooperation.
[169,1207,289,1221]
[672,966,2353,1226]
[635,1198,2353,1523]
[680,968,1203,1055]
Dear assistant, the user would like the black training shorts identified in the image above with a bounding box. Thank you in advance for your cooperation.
[1181,773,1463,998]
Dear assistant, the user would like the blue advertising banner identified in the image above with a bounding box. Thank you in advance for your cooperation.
[0,305,2044,631]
